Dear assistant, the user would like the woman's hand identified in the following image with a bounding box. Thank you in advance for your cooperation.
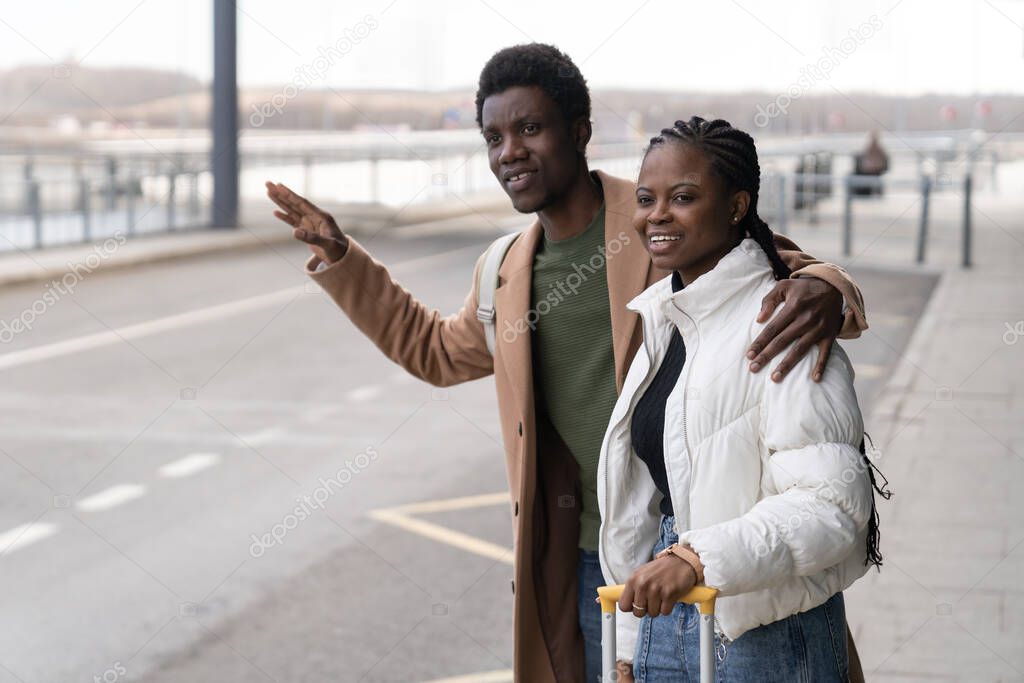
[746,277,844,383]
[266,181,349,265]
[618,554,697,618]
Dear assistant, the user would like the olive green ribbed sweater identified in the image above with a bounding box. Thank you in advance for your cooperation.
[531,206,618,551]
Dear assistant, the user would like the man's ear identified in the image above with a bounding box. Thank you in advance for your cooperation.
[573,117,593,154]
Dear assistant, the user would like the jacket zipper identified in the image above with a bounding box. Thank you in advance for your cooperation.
[599,302,668,581]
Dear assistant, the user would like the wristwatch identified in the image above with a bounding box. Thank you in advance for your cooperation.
[655,543,704,584]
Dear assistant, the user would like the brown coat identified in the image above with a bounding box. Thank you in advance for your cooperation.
[307,171,868,682]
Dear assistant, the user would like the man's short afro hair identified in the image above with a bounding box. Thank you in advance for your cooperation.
[475,43,591,128]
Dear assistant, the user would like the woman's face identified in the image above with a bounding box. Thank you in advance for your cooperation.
[633,141,748,285]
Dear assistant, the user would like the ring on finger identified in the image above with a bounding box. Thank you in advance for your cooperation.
[632,603,646,613]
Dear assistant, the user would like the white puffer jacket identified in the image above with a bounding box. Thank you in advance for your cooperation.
[597,238,874,662]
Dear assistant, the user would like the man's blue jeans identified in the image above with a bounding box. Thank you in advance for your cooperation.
[578,548,604,683]
[633,515,849,682]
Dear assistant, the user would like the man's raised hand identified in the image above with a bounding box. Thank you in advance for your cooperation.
[266,181,348,265]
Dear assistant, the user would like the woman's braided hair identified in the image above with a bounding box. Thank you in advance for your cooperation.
[647,116,791,280]
[648,115,889,570]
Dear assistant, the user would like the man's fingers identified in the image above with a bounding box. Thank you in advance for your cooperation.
[811,337,834,382]
[273,210,299,227]
[274,182,319,216]
[292,227,330,247]
[756,285,786,324]
[769,335,816,382]
[748,307,798,369]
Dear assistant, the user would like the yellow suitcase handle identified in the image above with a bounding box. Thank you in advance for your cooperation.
[597,583,719,615]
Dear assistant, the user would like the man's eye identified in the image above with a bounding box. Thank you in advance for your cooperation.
[486,135,501,145]
[522,124,538,134]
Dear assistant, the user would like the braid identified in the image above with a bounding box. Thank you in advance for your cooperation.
[648,116,791,280]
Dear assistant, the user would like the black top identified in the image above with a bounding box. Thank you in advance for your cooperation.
[630,272,686,517]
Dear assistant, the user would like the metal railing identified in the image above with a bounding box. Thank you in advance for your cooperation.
[761,171,975,268]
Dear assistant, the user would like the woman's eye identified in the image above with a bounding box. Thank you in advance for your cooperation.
[637,196,652,205]
[522,124,538,134]
[486,135,501,145]
[673,194,692,203]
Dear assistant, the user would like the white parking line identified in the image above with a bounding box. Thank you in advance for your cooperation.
[241,427,286,447]
[76,484,147,512]
[0,287,305,371]
[345,384,383,402]
[0,243,487,371]
[158,452,221,478]
[0,522,58,554]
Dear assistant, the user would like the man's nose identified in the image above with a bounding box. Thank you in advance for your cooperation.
[498,136,527,165]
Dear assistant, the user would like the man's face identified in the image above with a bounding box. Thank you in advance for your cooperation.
[480,85,584,214]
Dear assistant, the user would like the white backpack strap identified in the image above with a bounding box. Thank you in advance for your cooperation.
[476,231,520,356]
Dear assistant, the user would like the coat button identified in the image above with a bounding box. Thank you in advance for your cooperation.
[518,422,523,436]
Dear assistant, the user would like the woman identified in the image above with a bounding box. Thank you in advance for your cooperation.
[597,117,884,682]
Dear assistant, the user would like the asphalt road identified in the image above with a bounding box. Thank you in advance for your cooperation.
[0,223,936,683]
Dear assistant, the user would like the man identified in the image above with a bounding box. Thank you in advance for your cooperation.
[268,43,867,683]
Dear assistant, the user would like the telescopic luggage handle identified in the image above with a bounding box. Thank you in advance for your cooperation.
[596,584,720,683]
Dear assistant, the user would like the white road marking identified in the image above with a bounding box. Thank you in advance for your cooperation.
[76,484,147,512]
[158,452,221,478]
[420,670,512,683]
[0,242,486,371]
[344,384,383,402]
[241,427,286,447]
[0,522,58,554]
[0,286,306,371]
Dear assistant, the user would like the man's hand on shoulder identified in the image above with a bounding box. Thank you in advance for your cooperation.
[746,277,844,383]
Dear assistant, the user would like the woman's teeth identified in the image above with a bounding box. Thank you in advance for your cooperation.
[649,235,680,242]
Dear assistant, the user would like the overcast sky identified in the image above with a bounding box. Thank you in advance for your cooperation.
[3,0,1023,95]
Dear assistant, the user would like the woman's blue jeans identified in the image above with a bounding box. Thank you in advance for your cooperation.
[578,548,605,683]
[633,515,849,682]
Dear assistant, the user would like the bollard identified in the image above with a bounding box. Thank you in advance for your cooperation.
[776,174,787,235]
[28,180,42,249]
[126,172,136,235]
[842,175,853,257]
[79,179,91,242]
[962,173,972,268]
[916,176,932,264]
[167,173,176,230]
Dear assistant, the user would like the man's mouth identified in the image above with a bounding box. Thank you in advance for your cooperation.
[504,169,537,192]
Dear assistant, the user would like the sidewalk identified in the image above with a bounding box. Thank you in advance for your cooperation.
[0,190,516,288]
[829,190,1024,680]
